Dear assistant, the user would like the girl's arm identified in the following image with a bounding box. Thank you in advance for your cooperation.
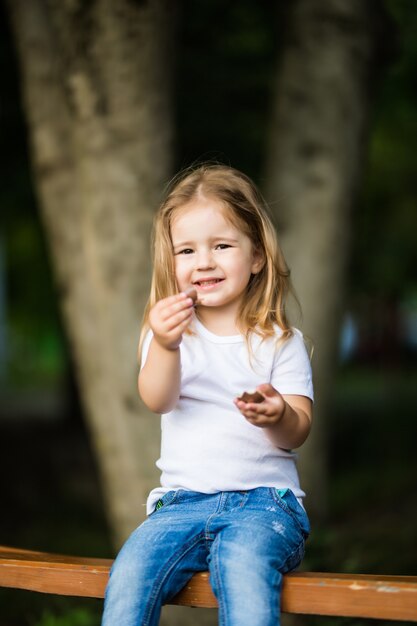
[234,384,312,450]
[138,293,194,414]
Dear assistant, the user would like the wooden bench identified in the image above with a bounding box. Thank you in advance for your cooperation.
[1,545,416,621]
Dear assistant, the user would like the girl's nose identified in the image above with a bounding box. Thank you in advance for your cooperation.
[196,249,215,270]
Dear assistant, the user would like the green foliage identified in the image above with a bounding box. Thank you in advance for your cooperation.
[352,0,417,297]
[35,608,100,626]
[0,3,66,390]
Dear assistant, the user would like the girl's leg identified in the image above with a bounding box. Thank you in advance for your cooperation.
[207,488,309,626]
[101,491,211,626]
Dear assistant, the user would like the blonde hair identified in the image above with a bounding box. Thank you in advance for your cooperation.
[139,164,297,351]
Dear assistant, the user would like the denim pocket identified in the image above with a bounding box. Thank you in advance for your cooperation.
[154,490,177,513]
[270,488,310,538]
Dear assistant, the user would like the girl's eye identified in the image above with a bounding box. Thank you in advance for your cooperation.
[177,248,194,255]
[215,243,231,250]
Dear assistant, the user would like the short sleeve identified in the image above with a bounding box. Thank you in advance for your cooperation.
[140,329,154,369]
[270,329,314,401]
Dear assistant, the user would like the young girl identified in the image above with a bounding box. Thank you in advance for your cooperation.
[102,164,313,626]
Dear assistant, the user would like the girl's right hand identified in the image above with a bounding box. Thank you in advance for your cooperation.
[149,293,194,351]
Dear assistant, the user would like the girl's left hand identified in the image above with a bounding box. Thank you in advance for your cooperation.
[234,383,286,428]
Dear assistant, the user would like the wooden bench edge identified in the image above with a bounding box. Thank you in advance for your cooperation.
[1,546,416,621]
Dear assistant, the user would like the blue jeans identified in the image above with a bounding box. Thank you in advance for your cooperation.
[102,488,310,626]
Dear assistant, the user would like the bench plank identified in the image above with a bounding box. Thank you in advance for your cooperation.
[0,546,111,599]
[1,546,416,621]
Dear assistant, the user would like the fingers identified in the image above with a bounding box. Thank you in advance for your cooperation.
[161,304,193,331]
[149,293,195,350]
[152,294,193,326]
[234,384,285,427]
[234,398,274,418]
[234,386,278,414]
[154,293,194,317]
[235,403,273,427]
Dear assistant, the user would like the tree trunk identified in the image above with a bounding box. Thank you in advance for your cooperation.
[264,0,388,517]
[7,0,175,547]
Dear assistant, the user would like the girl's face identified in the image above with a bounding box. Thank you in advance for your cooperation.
[171,197,263,325]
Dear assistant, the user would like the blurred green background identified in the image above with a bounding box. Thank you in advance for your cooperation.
[0,1,416,625]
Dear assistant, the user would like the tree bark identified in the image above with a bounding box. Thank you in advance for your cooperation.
[6,0,175,547]
[264,0,388,517]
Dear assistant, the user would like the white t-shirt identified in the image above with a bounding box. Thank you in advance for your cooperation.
[142,318,314,515]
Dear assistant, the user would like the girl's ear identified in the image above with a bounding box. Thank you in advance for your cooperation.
[251,248,265,275]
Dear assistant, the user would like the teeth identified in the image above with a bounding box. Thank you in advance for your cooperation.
[199,280,219,286]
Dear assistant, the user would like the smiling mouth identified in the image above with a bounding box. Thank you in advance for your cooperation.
[194,279,224,287]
